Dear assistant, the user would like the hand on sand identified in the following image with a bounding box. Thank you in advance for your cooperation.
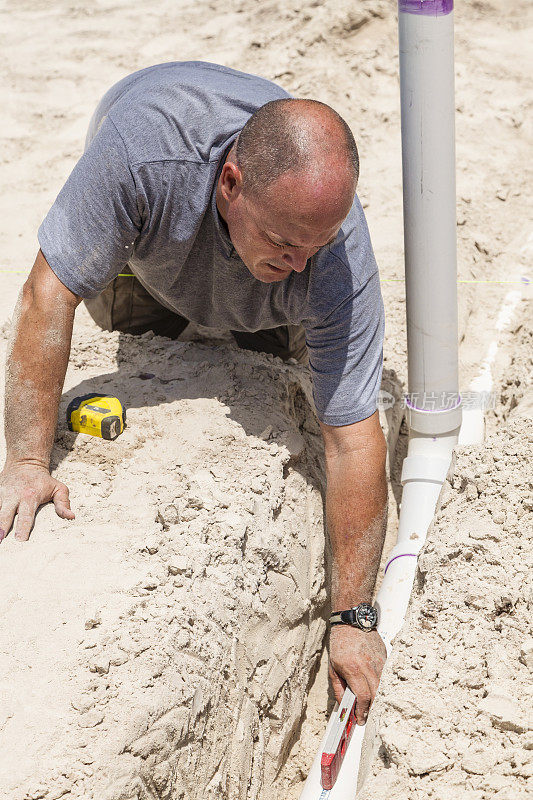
[328,625,387,725]
[0,464,75,542]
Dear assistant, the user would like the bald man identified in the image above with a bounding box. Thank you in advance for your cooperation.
[1,62,387,724]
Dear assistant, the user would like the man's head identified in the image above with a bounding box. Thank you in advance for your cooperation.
[216,98,358,283]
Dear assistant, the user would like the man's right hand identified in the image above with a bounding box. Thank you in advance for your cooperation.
[1,250,80,543]
[0,464,75,542]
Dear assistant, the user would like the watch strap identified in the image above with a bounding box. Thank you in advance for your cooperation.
[329,604,378,630]
[330,608,357,626]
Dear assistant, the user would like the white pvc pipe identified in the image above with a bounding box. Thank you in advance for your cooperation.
[299,2,461,798]
[375,428,458,646]
[458,289,522,446]
[298,428,461,800]
[400,0,461,432]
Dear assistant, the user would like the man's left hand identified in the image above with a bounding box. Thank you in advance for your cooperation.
[328,624,387,724]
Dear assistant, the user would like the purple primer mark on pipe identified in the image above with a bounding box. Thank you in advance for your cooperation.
[399,0,453,16]
[384,553,418,575]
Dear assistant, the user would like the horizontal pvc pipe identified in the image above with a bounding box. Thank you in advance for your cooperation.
[375,429,457,647]
[299,426,462,800]
[458,289,522,446]
[458,408,485,447]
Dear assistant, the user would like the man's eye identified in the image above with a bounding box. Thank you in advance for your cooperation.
[270,239,284,248]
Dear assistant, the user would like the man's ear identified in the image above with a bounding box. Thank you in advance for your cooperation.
[220,161,243,203]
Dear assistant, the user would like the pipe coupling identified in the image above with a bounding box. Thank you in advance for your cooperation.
[405,399,462,434]
[401,454,451,484]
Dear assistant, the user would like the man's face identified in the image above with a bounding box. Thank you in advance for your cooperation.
[217,162,355,284]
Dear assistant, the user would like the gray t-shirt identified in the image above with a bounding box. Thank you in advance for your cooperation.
[38,61,384,426]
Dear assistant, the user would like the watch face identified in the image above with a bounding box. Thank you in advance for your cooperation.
[355,603,378,630]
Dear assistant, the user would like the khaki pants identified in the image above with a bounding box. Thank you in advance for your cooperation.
[84,276,308,364]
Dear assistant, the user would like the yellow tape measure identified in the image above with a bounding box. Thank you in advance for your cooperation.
[67,394,126,440]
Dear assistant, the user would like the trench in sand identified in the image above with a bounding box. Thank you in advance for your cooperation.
[0,265,528,800]
[1,1,531,796]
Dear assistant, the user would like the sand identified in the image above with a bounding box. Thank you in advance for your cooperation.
[362,291,533,799]
[0,320,330,799]
[0,0,531,798]
[358,377,533,799]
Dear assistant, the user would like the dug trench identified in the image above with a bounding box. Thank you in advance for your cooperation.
[0,303,402,800]
[276,297,532,799]
[1,1,530,796]
[1,307,529,800]
[355,299,533,800]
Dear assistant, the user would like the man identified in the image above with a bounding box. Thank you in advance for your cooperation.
[1,62,387,724]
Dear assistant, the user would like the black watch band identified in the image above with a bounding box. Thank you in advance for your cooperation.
[330,608,357,626]
[329,603,378,632]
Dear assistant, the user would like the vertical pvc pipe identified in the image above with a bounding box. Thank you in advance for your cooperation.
[399,0,462,435]
[299,4,464,798]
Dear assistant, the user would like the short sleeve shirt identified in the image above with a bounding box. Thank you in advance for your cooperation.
[38,61,384,426]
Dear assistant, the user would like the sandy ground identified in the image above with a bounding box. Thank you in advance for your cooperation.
[1,0,532,798]
[0,321,332,799]
[357,330,533,800]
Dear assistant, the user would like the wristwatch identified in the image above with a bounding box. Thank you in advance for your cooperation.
[329,602,378,632]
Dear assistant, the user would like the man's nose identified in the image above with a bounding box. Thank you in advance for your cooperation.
[282,249,309,272]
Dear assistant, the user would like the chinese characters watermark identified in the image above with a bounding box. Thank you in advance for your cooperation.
[378,390,497,411]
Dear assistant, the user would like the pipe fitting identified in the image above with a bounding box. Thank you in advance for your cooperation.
[401,454,452,483]
[405,400,463,435]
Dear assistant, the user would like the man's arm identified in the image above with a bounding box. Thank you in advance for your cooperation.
[0,250,81,541]
[320,410,388,724]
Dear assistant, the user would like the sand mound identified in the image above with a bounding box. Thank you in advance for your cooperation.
[0,311,332,800]
[357,350,533,798]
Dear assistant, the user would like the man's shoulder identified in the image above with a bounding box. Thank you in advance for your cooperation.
[98,61,290,166]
